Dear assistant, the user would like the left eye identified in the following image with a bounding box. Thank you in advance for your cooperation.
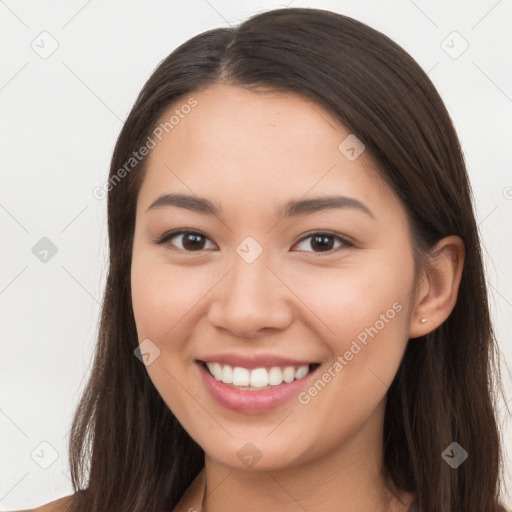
[292,232,349,253]
[154,230,350,254]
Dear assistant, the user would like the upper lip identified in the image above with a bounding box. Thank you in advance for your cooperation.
[197,353,318,369]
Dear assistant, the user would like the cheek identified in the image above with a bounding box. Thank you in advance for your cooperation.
[291,265,412,443]
[131,258,208,341]
[131,266,169,340]
[298,259,412,345]
[131,259,203,418]
[297,257,414,408]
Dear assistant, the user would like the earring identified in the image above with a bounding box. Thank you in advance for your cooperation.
[420,318,426,324]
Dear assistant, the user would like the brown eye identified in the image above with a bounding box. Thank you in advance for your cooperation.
[156,230,216,251]
[292,232,350,254]
[155,230,351,254]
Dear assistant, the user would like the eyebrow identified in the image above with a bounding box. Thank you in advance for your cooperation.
[146,193,374,218]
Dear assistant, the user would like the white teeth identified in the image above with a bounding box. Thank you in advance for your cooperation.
[210,362,223,381]
[205,362,312,389]
[282,367,295,383]
[295,365,309,379]
[268,367,283,386]
[221,364,233,383]
[249,368,268,388]
[232,367,250,386]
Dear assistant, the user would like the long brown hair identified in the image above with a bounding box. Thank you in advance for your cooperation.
[67,7,508,511]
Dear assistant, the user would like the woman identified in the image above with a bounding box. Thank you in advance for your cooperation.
[19,7,509,512]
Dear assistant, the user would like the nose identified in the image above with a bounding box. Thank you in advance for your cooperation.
[207,253,293,339]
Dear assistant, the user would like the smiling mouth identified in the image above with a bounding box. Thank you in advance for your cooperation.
[198,361,321,391]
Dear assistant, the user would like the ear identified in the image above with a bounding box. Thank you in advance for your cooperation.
[409,235,465,339]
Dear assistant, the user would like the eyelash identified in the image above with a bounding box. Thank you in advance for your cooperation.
[152,229,353,255]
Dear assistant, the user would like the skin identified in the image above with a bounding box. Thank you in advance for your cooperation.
[130,83,465,512]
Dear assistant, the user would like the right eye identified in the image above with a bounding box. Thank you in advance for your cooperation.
[153,229,217,252]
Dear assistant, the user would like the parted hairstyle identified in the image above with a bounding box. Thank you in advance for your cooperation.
[66,7,508,512]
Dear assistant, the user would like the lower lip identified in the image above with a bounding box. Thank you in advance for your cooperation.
[197,362,319,414]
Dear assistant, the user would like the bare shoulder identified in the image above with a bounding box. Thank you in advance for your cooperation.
[9,494,74,512]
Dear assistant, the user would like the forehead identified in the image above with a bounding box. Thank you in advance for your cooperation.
[154,84,347,166]
[136,83,404,224]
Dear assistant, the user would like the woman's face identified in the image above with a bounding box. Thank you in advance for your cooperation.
[131,83,419,471]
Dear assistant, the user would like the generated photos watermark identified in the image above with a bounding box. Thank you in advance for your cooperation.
[297,301,403,405]
[92,97,198,200]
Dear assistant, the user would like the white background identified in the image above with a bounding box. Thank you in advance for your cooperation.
[1,0,511,509]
